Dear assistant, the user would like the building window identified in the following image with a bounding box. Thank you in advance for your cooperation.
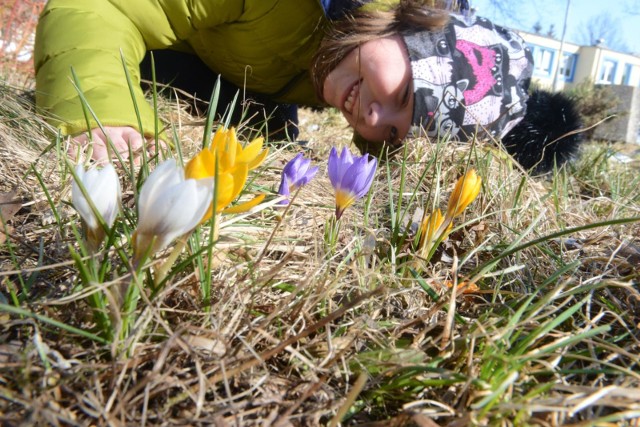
[559,53,577,82]
[531,45,555,77]
[597,59,617,84]
[621,63,639,86]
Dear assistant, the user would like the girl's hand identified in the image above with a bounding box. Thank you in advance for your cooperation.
[70,126,165,164]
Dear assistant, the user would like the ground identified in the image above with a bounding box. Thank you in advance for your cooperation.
[0,85,639,426]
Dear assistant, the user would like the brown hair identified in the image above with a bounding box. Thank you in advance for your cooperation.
[311,0,450,103]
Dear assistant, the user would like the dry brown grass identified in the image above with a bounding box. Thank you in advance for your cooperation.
[1,81,639,427]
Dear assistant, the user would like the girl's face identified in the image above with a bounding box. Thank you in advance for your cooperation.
[322,35,413,145]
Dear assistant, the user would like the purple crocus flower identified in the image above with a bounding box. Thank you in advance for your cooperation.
[327,146,377,219]
[278,153,319,205]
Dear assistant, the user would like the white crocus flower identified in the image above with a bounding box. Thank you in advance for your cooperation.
[71,163,121,252]
[133,159,214,264]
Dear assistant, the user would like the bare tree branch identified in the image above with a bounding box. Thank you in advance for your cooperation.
[623,0,639,15]
[575,12,630,53]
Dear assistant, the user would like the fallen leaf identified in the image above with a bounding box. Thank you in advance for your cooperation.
[471,220,489,245]
[0,190,22,222]
[185,334,226,356]
[444,280,480,294]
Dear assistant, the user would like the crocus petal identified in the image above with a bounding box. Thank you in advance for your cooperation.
[295,164,318,187]
[136,181,213,258]
[214,172,236,212]
[296,166,318,187]
[340,146,354,166]
[185,149,216,180]
[417,208,453,258]
[247,147,269,170]
[289,155,318,187]
[188,131,265,218]
[71,167,96,230]
[226,164,249,210]
[211,127,228,147]
[419,209,445,249]
[95,165,121,227]
[357,156,378,198]
[278,174,291,204]
[237,137,267,170]
[327,147,344,189]
[340,155,377,199]
[222,194,266,214]
[218,128,238,171]
[283,153,303,176]
[328,146,355,189]
[138,160,183,218]
[141,179,212,244]
[278,153,319,205]
[208,127,237,172]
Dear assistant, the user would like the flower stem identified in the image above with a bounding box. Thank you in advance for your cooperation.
[154,235,189,288]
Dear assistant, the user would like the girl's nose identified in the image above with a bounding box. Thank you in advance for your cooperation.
[363,102,383,127]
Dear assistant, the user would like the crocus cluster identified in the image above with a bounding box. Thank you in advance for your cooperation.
[132,127,267,264]
[71,163,121,253]
[418,169,481,259]
[70,134,383,272]
[70,126,270,269]
[327,147,377,219]
[278,153,318,205]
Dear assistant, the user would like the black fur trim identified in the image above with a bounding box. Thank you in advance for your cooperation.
[501,89,584,173]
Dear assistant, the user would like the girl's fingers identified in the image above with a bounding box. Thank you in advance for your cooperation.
[69,127,161,165]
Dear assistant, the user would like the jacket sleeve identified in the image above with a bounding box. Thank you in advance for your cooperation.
[34,0,241,136]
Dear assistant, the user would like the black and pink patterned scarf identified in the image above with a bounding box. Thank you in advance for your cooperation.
[403,14,534,140]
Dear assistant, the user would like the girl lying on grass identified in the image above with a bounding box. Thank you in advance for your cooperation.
[35,0,582,172]
[312,1,583,173]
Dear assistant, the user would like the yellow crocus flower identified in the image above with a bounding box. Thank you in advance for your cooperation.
[419,209,445,249]
[418,208,452,258]
[446,169,482,218]
[186,127,267,220]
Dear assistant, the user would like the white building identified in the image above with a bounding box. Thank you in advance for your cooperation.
[519,31,640,144]
[519,31,640,90]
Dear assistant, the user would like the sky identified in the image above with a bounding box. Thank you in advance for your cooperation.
[469,0,640,54]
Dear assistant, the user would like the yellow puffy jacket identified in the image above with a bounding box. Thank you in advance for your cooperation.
[35,0,337,136]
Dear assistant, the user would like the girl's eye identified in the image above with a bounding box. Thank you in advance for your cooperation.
[389,126,398,141]
[403,85,410,105]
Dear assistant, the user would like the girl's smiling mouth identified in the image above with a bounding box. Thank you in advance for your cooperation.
[342,79,361,115]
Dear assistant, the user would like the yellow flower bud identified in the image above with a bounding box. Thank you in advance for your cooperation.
[446,169,481,218]
[418,209,452,258]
